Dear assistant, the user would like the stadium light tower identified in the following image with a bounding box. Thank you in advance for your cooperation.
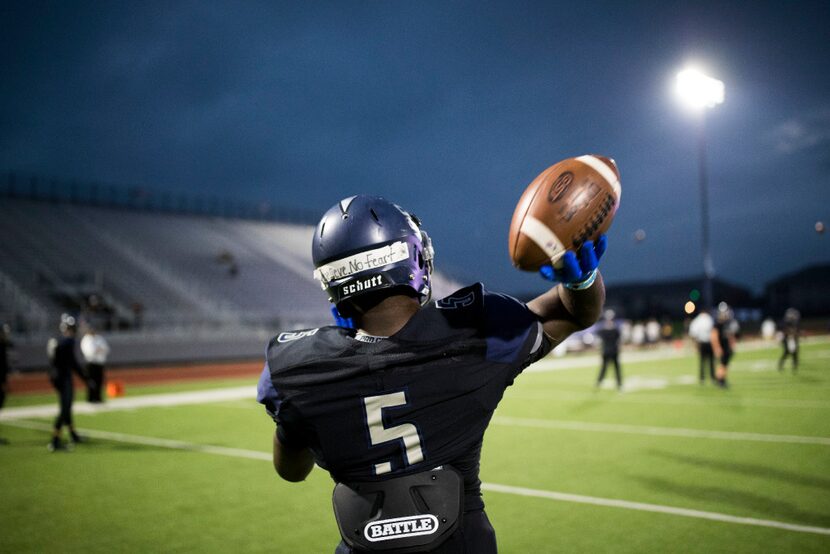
[675,67,724,311]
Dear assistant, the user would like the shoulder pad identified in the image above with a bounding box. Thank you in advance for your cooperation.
[433,283,484,312]
[273,328,322,344]
[395,283,484,342]
[266,326,350,375]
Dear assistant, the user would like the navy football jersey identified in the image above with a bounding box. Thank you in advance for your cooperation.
[257,283,552,510]
[53,337,82,383]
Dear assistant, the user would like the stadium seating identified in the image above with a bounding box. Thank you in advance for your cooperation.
[0,198,460,341]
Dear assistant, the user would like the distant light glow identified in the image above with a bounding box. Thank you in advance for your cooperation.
[684,301,696,315]
[675,68,724,110]
[689,289,701,302]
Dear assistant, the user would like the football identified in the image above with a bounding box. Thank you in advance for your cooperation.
[508,155,621,271]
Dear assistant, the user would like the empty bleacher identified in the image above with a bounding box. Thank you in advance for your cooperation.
[0,195,460,366]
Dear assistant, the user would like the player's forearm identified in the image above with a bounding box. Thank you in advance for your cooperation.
[558,271,605,329]
[528,271,605,342]
[272,430,315,482]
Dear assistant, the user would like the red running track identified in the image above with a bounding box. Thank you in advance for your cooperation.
[6,360,263,395]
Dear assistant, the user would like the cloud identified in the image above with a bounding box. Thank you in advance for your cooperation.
[769,108,830,153]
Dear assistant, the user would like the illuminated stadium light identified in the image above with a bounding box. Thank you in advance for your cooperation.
[684,301,696,315]
[675,68,724,110]
[674,65,725,311]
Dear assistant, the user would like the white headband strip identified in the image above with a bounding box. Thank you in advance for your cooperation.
[313,241,410,284]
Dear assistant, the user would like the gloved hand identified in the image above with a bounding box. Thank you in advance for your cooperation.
[330,306,354,329]
[539,235,607,289]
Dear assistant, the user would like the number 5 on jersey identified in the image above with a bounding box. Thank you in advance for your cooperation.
[363,392,424,475]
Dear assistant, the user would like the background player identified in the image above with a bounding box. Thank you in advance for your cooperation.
[778,308,800,373]
[0,323,12,444]
[48,314,87,451]
[711,303,737,389]
[257,195,607,553]
[595,309,622,390]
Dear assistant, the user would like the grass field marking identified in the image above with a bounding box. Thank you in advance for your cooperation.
[3,419,828,538]
[505,389,830,410]
[527,336,830,374]
[1,419,271,461]
[528,349,687,372]
[492,416,830,446]
[0,385,257,420]
[480,483,830,537]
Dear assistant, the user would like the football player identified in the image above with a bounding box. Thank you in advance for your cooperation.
[778,308,801,372]
[0,323,12,445]
[257,196,606,553]
[711,303,738,389]
[48,314,87,451]
[595,309,622,390]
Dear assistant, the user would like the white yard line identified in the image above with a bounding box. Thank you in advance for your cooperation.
[2,419,270,461]
[2,417,828,537]
[527,349,687,372]
[492,416,830,446]
[527,337,830,374]
[6,386,830,446]
[505,389,830,409]
[480,483,830,537]
[0,386,256,420]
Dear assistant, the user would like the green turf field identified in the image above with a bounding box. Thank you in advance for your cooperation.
[1,339,829,553]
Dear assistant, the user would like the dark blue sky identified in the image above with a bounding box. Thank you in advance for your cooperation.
[2,0,828,295]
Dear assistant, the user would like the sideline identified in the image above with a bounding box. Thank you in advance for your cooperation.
[527,336,830,373]
[2,418,829,537]
[0,386,255,420]
[480,483,830,537]
[5,387,829,446]
[492,415,830,446]
[505,389,830,410]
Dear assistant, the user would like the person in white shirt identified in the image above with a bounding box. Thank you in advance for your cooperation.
[688,309,715,384]
[645,318,661,346]
[631,322,646,346]
[761,318,776,341]
[80,327,110,403]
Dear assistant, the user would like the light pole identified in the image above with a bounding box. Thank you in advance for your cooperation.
[675,68,724,311]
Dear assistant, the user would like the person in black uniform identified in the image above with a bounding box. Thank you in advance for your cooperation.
[778,308,801,373]
[257,196,607,553]
[595,310,622,390]
[48,314,86,451]
[711,303,736,389]
[0,323,12,445]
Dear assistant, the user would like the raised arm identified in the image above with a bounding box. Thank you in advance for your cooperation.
[527,237,606,344]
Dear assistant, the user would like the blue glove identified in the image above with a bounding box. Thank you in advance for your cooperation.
[330,306,355,329]
[539,235,607,289]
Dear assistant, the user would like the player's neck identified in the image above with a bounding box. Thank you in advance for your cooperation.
[357,295,421,337]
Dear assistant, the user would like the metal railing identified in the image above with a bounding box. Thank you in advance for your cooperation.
[0,171,319,224]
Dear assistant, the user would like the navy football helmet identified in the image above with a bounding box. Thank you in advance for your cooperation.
[312,196,434,313]
[59,313,77,333]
